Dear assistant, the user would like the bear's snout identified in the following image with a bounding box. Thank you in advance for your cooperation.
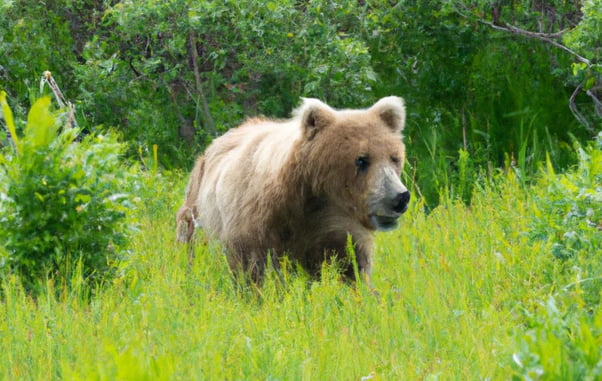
[392,191,410,214]
[367,166,410,231]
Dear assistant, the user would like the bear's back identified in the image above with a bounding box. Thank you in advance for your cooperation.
[196,118,302,240]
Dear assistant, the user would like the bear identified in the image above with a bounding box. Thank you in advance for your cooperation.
[176,96,410,282]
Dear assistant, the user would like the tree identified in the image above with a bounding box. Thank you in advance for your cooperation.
[450,0,601,131]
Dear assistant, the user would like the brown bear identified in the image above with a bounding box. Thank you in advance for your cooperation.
[176,96,410,281]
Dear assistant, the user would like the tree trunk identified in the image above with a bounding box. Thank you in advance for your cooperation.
[188,30,216,136]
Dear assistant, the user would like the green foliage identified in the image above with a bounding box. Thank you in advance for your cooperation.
[1,0,600,204]
[0,0,84,111]
[364,1,589,205]
[0,94,137,291]
[512,293,602,380]
[0,1,600,377]
[70,0,377,166]
[452,0,601,136]
[529,134,602,263]
[509,134,602,380]
[454,148,476,204]
[468,42,578,168]
[564,0,602,130]
[564,0,602,63]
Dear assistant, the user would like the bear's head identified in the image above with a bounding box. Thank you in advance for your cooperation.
[295,96,410,231]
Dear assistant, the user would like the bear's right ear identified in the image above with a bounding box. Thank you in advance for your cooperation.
[370,96,406,134]
[297,98,335,140]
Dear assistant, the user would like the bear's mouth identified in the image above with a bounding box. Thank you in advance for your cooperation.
[370,215,400,231]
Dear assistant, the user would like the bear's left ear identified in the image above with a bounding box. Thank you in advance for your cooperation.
[297,98,336,140]
[370,96,406,133]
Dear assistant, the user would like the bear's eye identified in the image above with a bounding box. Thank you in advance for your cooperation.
[355,156,370,171]
[391,156,400,164]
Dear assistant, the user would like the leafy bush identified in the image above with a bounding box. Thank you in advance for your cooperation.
[529,133,602,262]
[71,0,377,163]
[512,133,602,379]
[0,92,138,290]
[1,0,599,205]
[527,133,602,310]
[512,293,602,380]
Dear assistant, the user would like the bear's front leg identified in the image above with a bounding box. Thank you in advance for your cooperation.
[340,244,372,283]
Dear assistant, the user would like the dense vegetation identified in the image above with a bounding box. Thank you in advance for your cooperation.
[1,0,600,202]
[0,0,601,379]
[1,134,601,379]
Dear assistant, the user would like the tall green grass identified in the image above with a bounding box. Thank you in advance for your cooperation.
[1,153,600,379]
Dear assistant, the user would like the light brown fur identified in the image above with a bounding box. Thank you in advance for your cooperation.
[177,97,409,281]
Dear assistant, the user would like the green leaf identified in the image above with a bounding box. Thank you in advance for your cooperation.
[0,91,19,152]
[25,96,56,150]
[75,193,91,203]
[34,192,45,202]
[571,62,587,76]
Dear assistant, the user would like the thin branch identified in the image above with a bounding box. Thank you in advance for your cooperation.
[569,83,594,133]
[128,58,142,78]
[40,71,77,129]
[188,30,216,136]
[41,71,66,108]
[454,4,601,129]
[504,24,568,39]
[477,19,591,66]
[453,4,591,66]
[585,86,602,118]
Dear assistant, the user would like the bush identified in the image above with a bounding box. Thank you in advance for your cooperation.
[529,133,602,263]
[0,92,138,291]
[527,133,602,309]
[512,133,602,379]
[70,0,377,167]
[512,294,602,380]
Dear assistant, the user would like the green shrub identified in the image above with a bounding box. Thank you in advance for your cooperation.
[512,133,602,379]
[529,133,602,263]
[0,92,138,291]
[527,133,602,309]
[512,293,602,380]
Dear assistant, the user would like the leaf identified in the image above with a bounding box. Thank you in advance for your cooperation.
[584,76,596,90]
[571,62,587,76]
[25,96,56,150]
[0,91,19,152]
[75,193,91,203]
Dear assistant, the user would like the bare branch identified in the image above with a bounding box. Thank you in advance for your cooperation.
[586,86,602,118]
[40,71,77,129]
[41,71,67,108]
[569,83,594,133]
[453,3,600,129]
[128,59,142,78]
[452,4,591,66]
[477,19,591,66]
[502,23,569,39]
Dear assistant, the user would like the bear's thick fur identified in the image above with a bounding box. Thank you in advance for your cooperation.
[176,97,410,281]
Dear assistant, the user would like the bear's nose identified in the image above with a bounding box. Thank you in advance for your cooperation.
[392,191,410,214]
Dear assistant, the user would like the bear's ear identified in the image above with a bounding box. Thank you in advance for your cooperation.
[370,96,406,133]
[297,98,335,140]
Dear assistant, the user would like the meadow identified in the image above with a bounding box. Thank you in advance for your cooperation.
[2,148,600,380]
[1,1,600,378]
